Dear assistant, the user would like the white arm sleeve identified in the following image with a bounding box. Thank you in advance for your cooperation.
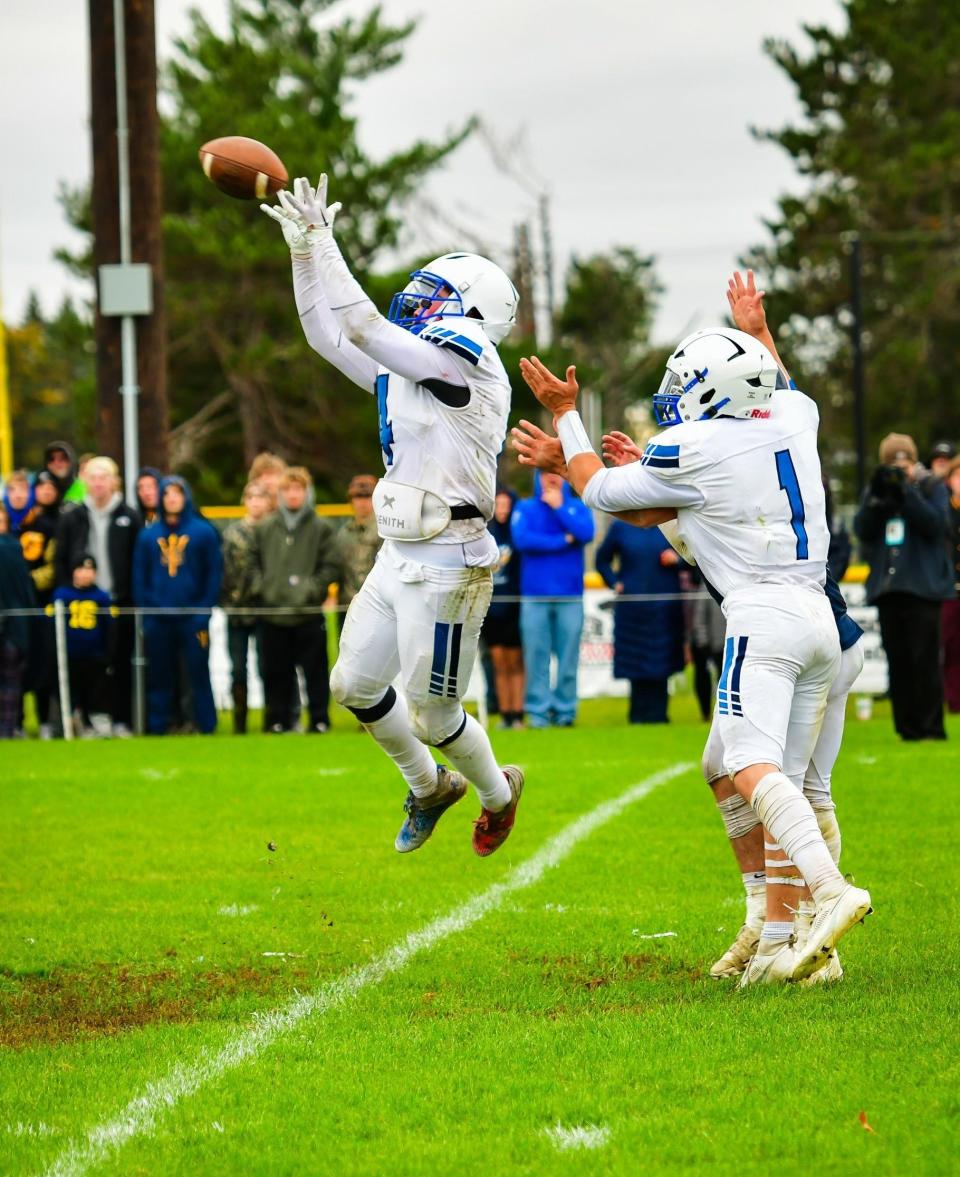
[581,463,705,513]
[292,255,379,393]
[311,236,467,388]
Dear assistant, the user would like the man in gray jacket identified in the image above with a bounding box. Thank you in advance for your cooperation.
[253,467,337,733]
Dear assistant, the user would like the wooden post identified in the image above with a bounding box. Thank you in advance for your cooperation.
[88,0,168,472]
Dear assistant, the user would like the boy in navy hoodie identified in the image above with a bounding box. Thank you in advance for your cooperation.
[133,476,222,734]
[52,555,113,732]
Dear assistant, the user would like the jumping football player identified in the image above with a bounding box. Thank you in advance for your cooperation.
[262,176,523,857]
[517,328,872,983]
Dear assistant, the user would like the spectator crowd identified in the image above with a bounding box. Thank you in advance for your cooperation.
[2,434,958,740]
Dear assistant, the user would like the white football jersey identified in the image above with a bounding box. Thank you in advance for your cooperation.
[582,390,829,599]
[375,318,510,545]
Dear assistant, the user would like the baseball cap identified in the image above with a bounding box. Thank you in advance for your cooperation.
[347,474,377,499]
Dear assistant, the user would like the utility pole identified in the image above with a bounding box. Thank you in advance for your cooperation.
[89,0,168,492]
[513,223,537,342]
[848,233,866,496]
[539,193,555,347]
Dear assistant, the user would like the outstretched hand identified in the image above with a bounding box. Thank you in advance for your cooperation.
[511,419,568,477]
[260,173,342,254]
[518,356,579,416]
[601,430,643,467]
[726,269,767,337]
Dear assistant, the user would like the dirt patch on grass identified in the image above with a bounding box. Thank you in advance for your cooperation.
[0,962,309,1050]
[533,951,704,989]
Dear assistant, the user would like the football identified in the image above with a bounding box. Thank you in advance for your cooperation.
[198,135,288,200]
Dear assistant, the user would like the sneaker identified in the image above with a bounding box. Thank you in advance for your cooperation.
[791,884,872,982]
[738,939,800,989]
[394,766,468,853]
[267,724,287,735]
[38,723,54,741]
[112,723,133,739]
[472,765,524,858]
[308,722,329,734]
[710,921,763,979]
[799,950,844,987]
[90,713,113,739]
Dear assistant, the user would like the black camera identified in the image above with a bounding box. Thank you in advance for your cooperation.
[869,464,906,503]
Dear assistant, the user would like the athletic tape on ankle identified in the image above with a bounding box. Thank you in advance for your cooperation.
[556,411,595,460]
[719,794,760,840]
[764,874,805,887]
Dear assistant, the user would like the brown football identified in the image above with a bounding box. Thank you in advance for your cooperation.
[198,136,288,200]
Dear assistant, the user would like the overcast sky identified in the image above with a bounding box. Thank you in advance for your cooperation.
[1,0,845,341]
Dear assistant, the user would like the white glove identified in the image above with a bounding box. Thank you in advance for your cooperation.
[260,174,342,257]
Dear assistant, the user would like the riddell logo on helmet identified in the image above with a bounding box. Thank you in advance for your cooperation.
[749,408,772,418]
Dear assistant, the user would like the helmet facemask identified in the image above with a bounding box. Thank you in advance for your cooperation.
[388,270,462,331]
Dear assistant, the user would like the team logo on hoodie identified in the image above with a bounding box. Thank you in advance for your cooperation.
[158,534,190,577]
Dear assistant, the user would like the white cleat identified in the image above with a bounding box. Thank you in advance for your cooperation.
[710,922,762,979]
[791,884,872,982]
[799,950,844,987]
[738,940,800,989]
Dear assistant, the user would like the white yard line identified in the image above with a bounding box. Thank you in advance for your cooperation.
[42,761,692,1177]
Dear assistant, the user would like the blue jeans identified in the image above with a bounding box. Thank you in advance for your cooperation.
[520,599,584,726]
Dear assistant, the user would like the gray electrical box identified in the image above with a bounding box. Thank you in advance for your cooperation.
[98,263,153,316]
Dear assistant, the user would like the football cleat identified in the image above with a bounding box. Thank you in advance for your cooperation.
[738,940,800,989]
[472,765,524,857]
[394,765,468,854]
[799,950,844,987]
[791,884,872,982]
[710,921,763,979]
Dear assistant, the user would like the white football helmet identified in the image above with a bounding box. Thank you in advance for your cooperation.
[388,253,519,345]
[653,327,780,427]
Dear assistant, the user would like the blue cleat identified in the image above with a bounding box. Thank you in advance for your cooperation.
[394,765,468,853]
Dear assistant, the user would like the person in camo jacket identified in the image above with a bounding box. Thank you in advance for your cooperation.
[220,481,271,733]
[331,474,382,630]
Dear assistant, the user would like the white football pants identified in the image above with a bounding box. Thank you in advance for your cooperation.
[703,634,863,799]
[713,584,841,781]
[330,540,492,742]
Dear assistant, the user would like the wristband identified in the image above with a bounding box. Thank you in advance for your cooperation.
[556,411,595,461]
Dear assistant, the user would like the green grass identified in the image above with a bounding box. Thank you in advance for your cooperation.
[1,702,958,1175]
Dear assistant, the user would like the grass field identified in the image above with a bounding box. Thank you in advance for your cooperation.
[2,698,959,1176]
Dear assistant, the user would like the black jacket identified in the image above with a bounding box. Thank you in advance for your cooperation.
[0,534,35,654]
[854,470,954,604]
[56,499,142,603]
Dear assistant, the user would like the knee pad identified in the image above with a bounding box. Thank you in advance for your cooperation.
[329,660,385,711]
[329,660,352,706]
[718,793,760,841]
[409,699,464,746]
[701,714,726,784]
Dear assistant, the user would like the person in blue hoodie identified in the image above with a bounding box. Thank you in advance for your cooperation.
[595,521,686,723]
[133,475,222,734]
[511,469,594,727]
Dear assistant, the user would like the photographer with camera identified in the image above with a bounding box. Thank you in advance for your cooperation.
[855,432,954,740]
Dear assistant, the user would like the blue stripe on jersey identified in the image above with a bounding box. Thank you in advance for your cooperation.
[421,326,482,365]
[429,623,450,697]
[641,442,681,468]
[728,636,748,717]
[446,623,463,697]
[717,636,735,715]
